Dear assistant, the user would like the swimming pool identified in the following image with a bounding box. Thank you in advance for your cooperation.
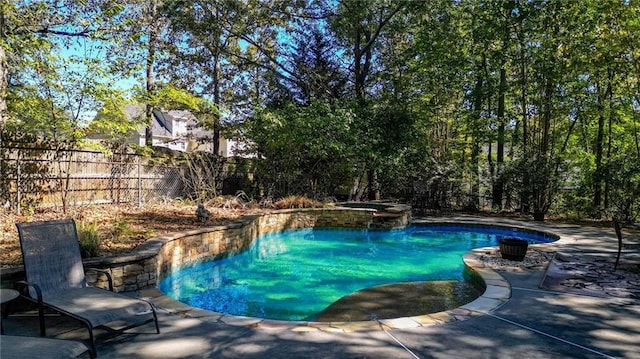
[158,224,556,321]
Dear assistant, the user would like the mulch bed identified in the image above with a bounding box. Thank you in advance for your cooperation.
[476,247,556,272]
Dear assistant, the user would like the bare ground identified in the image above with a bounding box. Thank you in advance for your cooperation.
[1,202,262,269]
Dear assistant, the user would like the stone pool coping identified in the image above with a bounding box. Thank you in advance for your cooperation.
[137,216,573,333]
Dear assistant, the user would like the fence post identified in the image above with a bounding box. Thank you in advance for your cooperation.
[137,156,142,208]
[16,157,21,215]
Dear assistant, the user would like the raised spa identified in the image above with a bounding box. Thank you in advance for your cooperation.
[158,224,556,321]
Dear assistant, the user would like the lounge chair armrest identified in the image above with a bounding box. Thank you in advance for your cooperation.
[14,280,43,303]
[14,280,47,336]
[85,267,114,291]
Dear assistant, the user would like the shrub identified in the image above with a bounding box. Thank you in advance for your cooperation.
[112,220,134,239]
[77,221,101,258]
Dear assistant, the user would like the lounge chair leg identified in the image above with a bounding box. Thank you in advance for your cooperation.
[88,326,97,358]
[152,308,160,334]
[154,317,160,334]
[38,302,46,336]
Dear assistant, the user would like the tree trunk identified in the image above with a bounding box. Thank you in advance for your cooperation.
[517,22,530,214]
[532,76,554,221]
[604,73,614,210]
[353,24,368,105]
[0,45,6,133]
[367,168,379,201]
[470,72,483,210]
[0,4,7,133]
[212,49,221,156]
[210,6,222,157]
[529,76,552,222]
[353,25,379,200]
[145,0,158,147]
[593,83,606,210]
[349,166,364,201]
[493,67,506,210]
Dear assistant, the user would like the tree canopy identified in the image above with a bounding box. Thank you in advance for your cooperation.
[2,0,639,221]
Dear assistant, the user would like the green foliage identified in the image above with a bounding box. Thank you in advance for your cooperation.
[606,136,640,223]
[77,221,101,258]
[82,91,146,153]
[4,0,640,223]
[134,84,220,139]
[5,87,75,138]
[243,99,359,199]
[3,0,143,142]
[112,220,135,240]
[143,86,216,115]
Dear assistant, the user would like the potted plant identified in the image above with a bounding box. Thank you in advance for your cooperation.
[499,237,529,261]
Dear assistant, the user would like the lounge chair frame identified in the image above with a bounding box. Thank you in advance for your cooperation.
[0,335,89,358]
[14,219,160,358]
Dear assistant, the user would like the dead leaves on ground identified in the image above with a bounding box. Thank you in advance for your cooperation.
[1,203,262,268]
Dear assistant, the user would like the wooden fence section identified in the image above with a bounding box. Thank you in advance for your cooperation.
[1,146,183,214]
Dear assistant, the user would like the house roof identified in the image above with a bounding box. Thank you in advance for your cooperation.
[161,109,213,140]
[87,104,214,150]
[129,107,211,140]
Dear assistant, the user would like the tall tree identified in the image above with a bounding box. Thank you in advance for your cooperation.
[329,0,405,200]
[156,0,301,154]
[145,0,159,147]
[2,0,129,138]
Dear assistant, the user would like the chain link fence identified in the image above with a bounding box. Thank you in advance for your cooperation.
[1,145,184,214]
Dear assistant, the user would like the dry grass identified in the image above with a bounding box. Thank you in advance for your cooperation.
[269,195,325,209]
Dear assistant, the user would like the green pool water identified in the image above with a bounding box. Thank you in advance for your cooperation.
[158,225,555,321]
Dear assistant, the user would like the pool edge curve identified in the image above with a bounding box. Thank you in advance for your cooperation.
[142,214,570,333]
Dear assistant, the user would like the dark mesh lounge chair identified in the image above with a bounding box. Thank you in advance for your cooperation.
[15,219,160,358]
[0,335,89,358]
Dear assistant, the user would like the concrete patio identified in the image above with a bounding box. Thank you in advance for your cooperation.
[2,216,639,358]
